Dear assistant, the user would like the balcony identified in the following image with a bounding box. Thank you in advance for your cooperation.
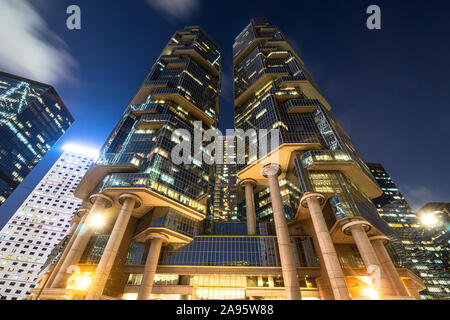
[130,80,170,105]
[233,35,274,67]
[285,99,320,114]
[173,45,219,77]
[74,153,144,199]
[300,150,382,199]
[99,173,207,221]
[129,102,161,116]
[135,114,171,130]
[301,150,353,168]
[134,208,199,244]
[151,88,215,125]
[234,68,290,107]
[276,75,332,111]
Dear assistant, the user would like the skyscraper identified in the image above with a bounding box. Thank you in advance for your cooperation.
[33,20,424,301]
[233,18,423,300]
[0,72,74,207]
[0,145,97,300]
[416,203,449,299]
[212,135,238,220]
[368,163,449,299]
[33,26,223,300]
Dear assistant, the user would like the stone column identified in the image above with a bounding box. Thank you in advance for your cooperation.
[240,179,257,235]
[85,194,141,300]
[46,209,88,288]
[301,193,350,300]
[262,164,301,300]
[369,236,409,297]
[342,220,396,298]
[51,194,113,288]
[137,235,168,300]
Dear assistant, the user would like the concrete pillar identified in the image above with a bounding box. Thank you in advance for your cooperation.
[343,221,396,298]
[240,179,257,235]
[46,209,88,288]
[85,194,141,300]
[301,193,350,300]
[51,194,113,288]
[370,236,410,297]
[262,164,301,300]
[137,235,168,300]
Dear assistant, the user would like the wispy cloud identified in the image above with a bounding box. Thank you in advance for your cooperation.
[0,0,75,84]
[400,184,437,211]
[145,0,200,20]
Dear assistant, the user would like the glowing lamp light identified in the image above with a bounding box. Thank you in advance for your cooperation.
[122,293,138,300]
[420,212,439,227]
[66,273,92,291]
[362,287,379,300]
[62,143,100,158]
[88,214,106,229]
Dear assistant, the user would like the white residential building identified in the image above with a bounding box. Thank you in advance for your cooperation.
[0,145,98,300]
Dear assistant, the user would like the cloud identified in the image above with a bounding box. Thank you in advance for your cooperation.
[400,184,437,212]
[145,0,199,20]
[0,0,75,84]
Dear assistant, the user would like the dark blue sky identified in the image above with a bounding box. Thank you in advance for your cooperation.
[1,0,449,228]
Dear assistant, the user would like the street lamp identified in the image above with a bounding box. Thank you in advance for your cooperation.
[88,213,106,229]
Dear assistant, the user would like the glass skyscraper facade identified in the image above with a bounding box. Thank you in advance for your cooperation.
[368,163,449,299]
[212,135,238,220]
[232,18,423,300]
[0,72,73,207]
[32,20,426,301]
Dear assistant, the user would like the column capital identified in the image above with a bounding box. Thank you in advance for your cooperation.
[70,215,81,226]
[89,193,113,208]
[145,233,169,244]
[300,192,326,208]
[341,219,372,235]
[76,208,89,219]
[239,178,257,188]
[118,193,142,208]
[261,163,281,177]
[369,235,390,245]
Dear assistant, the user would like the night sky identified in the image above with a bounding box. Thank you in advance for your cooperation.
[0,0,449,228]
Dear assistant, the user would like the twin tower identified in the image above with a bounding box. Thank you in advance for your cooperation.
[33,18,424,300]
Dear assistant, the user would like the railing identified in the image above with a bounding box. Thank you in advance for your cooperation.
[100,173,150,191]
[174,45,220,72]
[130,102,167,113]
[96,153,144,168]
[139,113,171,122]
[124,235,320,268]
[285,98,321,110]
[301,150,353,168]
[275,74,307,85]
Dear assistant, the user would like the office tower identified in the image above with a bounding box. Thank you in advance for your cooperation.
[233,18,423,300]
[33,21,423,301]
[0,72,74,207]
[416,203,450,299]
[33,26,224,300]
[0,146,97,300]
[212,135,238,220]
[368,163,449,299]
